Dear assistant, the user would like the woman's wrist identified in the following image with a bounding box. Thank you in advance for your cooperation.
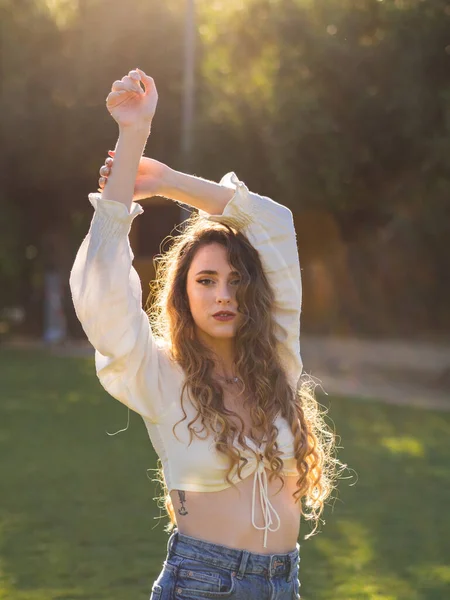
[118,121,152,137]
[101,124,151,211]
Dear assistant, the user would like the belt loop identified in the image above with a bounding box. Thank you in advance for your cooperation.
[286,554,294,582]
[167,528,177,556]
[235,550,250,580]
[287,543,300,582]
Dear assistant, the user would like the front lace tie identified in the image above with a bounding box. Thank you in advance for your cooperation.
[251,455,281,547]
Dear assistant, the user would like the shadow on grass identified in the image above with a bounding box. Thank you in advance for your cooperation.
[0,348,449,599]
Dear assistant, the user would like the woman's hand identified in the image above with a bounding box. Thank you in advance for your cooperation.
[106,68,158,129]
[98,151,169,201]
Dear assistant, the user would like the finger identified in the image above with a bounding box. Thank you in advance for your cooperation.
[99,176,106,188]
[99,165,110,177]
[107,90,126,102]
[111,78,141,95]
[122,74,143,94]
[135,68,154,94]
[106,90,129,107]
[111,80,125,92]
[108,150,115,157]
[105,157,113,166]
[128,69,142,84]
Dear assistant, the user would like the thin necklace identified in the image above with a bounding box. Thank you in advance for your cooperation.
[215,373,241,385]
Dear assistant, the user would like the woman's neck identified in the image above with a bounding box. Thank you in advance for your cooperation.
[195,329,237,377]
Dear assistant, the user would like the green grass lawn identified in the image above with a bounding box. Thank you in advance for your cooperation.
[0,347,449,600]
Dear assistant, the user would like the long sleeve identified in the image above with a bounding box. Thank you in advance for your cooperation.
[69,194,168,423]
[198,172,303,391]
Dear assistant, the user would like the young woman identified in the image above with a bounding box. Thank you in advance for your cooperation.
[70,68,337,600]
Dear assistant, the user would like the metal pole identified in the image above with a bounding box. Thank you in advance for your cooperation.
[180,0,196,222]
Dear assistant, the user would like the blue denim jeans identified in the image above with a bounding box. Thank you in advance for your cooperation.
[150,528,301,599]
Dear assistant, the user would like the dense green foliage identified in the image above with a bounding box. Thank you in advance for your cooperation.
[1,0,449,335]
[0,347,449,599]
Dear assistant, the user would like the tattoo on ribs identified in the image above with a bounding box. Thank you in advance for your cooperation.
[177,490,188,516]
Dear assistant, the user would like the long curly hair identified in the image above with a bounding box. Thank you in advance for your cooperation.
[146,211,341,539]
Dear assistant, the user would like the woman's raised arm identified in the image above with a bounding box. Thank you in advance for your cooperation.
[100,68,156,210]
[159,170,235,215]
[69,70,172,422]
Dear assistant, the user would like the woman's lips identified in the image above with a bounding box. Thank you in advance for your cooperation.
[213,314,235,322]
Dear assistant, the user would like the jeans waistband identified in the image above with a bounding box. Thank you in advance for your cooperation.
[167,529,300,582]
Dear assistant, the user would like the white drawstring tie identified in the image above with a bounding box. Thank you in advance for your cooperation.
[251,454,281,547]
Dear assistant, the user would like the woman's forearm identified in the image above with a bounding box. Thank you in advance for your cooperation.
[161,169,234,215]
[102,124,151,212]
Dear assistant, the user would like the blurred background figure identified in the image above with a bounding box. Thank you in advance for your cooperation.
[42,268,67,345]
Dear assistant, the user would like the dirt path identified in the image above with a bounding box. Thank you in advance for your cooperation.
[301,336,450,411]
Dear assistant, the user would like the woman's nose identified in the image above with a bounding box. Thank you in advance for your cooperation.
[216,283,233,302]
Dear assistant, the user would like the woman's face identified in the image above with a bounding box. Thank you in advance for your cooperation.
[186,242,244,342]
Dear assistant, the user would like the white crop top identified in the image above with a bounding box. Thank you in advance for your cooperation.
[69,172,303,548]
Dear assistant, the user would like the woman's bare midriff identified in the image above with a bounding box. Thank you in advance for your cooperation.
[170,386,300,553]
[170,469,301,554]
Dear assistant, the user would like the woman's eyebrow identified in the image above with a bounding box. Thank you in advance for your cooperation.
[195,269,240,276]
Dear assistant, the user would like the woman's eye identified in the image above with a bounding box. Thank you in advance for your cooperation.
[197,278,240,286]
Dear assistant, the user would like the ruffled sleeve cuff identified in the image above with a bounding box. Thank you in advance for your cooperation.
[197,172,256,230]
[88,193,144,239]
